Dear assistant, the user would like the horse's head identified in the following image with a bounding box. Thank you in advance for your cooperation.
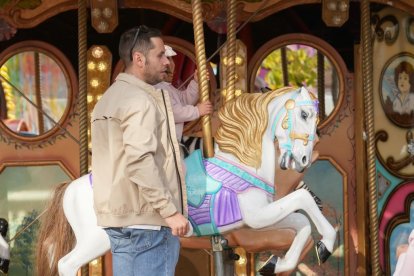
[270,87,319,173]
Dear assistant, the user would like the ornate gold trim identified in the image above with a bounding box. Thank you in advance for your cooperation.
[3,1,414,31]
[375,130,414,180]
[0,40,78,149]
[0,160,76,180]
[0,0,77,29]
[121,0,322,23]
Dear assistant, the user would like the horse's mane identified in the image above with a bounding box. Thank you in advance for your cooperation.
[215,86,296,169]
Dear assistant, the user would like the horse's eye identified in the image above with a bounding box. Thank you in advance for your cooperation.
[301,110,308,120]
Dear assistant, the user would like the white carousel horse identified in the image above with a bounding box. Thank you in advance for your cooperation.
[36,86,336,276]
[180,135,323,211]
[0,218,10,274]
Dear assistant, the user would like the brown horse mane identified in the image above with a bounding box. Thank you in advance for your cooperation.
[35,181,75,276]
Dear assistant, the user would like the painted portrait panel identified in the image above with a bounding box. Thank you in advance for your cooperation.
[380,52,414,128]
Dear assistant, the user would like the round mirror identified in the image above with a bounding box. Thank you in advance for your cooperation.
[249,34,346,129]
[0,41,75,141]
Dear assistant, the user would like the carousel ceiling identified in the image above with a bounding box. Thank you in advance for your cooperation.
[0,0,414,40]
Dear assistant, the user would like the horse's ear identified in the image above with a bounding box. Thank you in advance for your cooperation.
[303,87,318,101]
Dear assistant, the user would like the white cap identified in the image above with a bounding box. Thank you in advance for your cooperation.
[165,45,177,57]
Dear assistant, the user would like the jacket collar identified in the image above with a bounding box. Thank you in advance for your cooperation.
[116,73,159,95]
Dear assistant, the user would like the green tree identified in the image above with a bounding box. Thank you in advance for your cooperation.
[10,210,39,276]
[262,46,318,90]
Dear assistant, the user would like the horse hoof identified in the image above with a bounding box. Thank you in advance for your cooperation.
[315,240,332,265]
[258,255,278,275]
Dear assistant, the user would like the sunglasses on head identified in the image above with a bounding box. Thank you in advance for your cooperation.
[129,25,149,61]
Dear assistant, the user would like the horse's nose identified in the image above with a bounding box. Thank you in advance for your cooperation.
[302,156,307,166]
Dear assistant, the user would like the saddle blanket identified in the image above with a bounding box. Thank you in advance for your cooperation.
[185,150,275,236]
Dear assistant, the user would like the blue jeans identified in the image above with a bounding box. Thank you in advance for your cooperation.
[105,227,180,276]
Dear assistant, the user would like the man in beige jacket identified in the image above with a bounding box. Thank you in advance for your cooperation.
[91,25,189,276]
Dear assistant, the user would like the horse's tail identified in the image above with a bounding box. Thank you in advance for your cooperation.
[36,181,76,276]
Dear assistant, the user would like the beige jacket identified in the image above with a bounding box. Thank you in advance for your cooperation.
[91,73,187,227]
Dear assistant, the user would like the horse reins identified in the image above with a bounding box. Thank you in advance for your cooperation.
[271,88,319,156]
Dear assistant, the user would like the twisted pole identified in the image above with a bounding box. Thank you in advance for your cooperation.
[191,0,214,158]
[78,0,88,175]
[317,51,325,121]
[78,0,89,274]
[225,0,236,103]
[361,0,380,274]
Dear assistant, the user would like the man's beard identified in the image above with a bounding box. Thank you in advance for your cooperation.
[144,71,164,85]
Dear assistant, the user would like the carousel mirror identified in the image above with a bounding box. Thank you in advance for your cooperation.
[249,34,345,129]
[0,41,73,139]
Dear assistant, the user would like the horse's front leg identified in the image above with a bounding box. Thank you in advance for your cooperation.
[238,188,336,257]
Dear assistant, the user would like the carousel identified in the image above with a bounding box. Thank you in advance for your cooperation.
[0,0,414,275]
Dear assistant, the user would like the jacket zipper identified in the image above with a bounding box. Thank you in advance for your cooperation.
[161,90,185,214]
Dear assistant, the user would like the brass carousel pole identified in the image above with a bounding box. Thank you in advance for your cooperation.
[361,0,380,274]
[78,0,89,275]
[191,0,214,158]
[225,0,236,104]
[191,1,221,275]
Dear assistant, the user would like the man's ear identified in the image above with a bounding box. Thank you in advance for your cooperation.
[134,52,146,68]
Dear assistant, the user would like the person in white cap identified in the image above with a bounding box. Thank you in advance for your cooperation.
[155,45,213,141]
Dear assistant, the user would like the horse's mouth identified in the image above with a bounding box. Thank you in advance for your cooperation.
[280,152,306,173]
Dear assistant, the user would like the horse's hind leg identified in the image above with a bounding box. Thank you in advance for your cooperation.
[59,177,110,276]
[271,213,311,273]
[58,228,110,276]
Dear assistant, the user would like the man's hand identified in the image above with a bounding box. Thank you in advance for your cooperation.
[197,101,213,116]
[165,213,189,237]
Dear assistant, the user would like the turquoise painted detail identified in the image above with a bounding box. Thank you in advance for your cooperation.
[185,150,207,207]
[376,159,403,212]
[207,157,275,195]
[185,150,223,207]
[271,108,285,138]
[206,175,222,194]
[186,149,276,236]
[209,194,219,234]
[271,90,318,152]
[197,222,218,236]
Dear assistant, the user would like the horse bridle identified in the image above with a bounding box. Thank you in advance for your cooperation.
[271,89,319,156]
